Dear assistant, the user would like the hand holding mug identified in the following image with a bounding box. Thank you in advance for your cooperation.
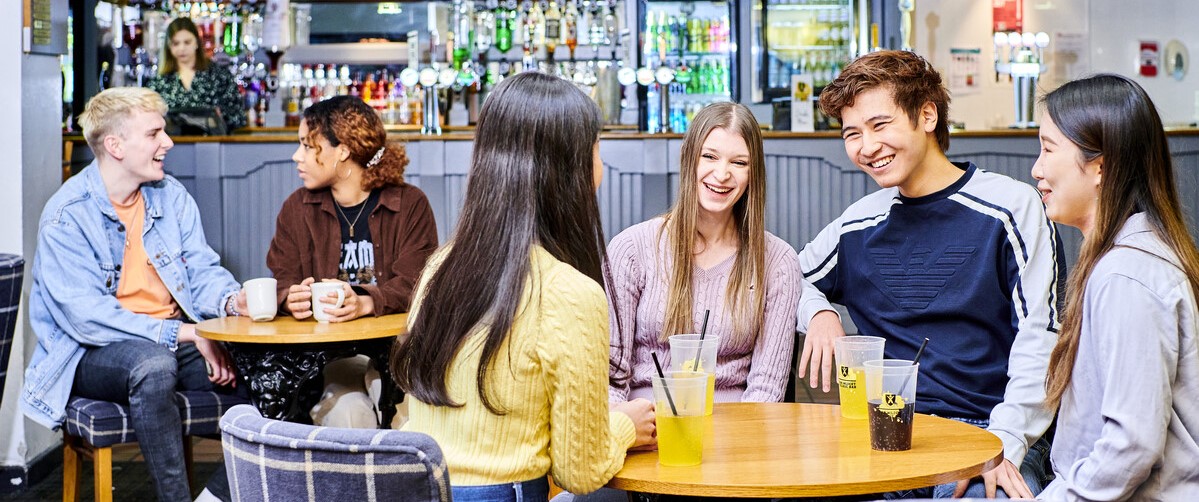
[286,277,316,320]
[312,280,375,323]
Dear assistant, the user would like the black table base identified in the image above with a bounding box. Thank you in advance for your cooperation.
[229,337,401,428]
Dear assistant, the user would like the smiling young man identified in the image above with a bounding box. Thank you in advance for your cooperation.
[23,87,245,502]
[793,51,1064,499]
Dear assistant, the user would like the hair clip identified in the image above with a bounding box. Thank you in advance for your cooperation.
[366,147,385,168]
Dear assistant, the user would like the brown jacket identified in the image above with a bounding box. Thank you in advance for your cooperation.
[266,183,439,316]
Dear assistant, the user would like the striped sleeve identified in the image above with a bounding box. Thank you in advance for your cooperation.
[954,178,1061,465]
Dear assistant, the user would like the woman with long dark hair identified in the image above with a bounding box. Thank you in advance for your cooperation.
[392,73,656,501]
[149,17,246,131]
[1034,74,1199,499]
[267,95,438,427]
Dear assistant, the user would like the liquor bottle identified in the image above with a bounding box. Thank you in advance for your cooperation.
[337,65,351,97]
[475,4,494,55]
[544,1,562,58]
[529,1,545,54]
[643,9,656,57]
[495,1,514,54]
[323,64,339,99]
[587,0,605,49]
[655,10,668,62]
[522,1,539,56]
[300,65,315,110]
[453,0,474,70]
[363,72,377,104]
[563,0,578,60]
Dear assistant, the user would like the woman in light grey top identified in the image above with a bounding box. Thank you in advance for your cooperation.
[1032,74,1199,500]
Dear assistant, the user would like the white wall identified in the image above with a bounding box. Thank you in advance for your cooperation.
[1,2,66,482]
[915,0,1199,129]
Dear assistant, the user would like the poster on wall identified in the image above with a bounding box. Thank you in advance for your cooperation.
[949,48,982,95]
[1053,32,1090,82]
[791,73,815,133]
[992,0,1023,33]
[23,0,68,55]
[1140,41,1160,77]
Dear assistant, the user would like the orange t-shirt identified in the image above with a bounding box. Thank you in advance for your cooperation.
[111,192,181,320]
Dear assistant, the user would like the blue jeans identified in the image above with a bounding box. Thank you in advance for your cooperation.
[884,417,1052,499]
[453,477,550,502]
[73,340,216,502]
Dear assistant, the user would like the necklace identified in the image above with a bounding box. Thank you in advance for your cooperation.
[335,198,368,238]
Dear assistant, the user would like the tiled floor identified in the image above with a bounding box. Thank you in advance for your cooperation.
[0,438,225,501]
[1,358,840,501]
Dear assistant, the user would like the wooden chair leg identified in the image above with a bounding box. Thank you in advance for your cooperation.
[62,434,81,502]
[184,436,195,492]
[93,445,113,502]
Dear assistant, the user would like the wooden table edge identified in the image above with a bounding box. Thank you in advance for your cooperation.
[606,450,1002,497]
[194,314,407,344]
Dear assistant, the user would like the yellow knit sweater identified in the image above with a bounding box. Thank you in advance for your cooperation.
[402,246,637,493]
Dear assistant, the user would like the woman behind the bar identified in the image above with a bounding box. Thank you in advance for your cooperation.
[267,95,438,427]
[149,17,246,132]
[392,72,656,502]
[607,102,802,405]
[1034,74,1199,499]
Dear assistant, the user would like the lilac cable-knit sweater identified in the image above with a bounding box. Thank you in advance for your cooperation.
[607,218,803,404]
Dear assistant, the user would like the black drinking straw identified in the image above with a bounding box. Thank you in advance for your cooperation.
[651,352,679,416]
[898,337,930,396]
[690,309,711,372]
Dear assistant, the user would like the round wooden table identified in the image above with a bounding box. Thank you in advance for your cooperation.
[608,402,1004,498]
[196,314,408,425]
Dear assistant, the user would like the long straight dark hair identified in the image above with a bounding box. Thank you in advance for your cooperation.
[391,72,608,414]
[1043,74,1199,408]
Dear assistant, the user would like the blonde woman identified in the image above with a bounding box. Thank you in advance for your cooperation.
[607,102,802,404]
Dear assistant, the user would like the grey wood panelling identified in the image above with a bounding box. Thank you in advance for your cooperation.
[147,134,1199,283]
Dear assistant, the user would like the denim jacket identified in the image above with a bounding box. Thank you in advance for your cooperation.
[22,162,240,429]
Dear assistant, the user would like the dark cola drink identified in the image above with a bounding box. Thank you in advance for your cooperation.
[868,398,915,451]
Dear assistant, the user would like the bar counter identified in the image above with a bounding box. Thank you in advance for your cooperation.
[62,128,1199,280]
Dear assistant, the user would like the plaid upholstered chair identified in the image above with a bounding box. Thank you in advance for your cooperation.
[219,404,452,502]
[62,390,248,502]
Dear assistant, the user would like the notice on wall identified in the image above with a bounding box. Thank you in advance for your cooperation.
[1140,40,1160,77]
[1053,32,1089,82]
[791,73,815,133]
[992,0,1024,33]
[22,0,67,55]
[949,48,982,95]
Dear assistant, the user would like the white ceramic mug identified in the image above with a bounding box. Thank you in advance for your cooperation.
[310,281,347,323]
[243,278,278,322]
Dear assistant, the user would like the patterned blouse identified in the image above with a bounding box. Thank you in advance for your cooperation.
[149,64,247,131]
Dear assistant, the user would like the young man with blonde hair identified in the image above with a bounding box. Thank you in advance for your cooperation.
[795,51,1063,498]
[23,87,245,501]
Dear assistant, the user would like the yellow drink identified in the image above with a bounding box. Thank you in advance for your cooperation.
[704,373,715,416]
[680,358,716,416]
[837,366,867,419]
[656,414,705,466]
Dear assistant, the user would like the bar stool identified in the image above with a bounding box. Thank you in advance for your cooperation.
[61,390,248,502]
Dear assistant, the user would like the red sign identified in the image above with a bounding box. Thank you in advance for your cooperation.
[992,0,1024,33]
[1140,41,1160,77]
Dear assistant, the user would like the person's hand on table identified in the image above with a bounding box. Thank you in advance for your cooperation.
[612,398,657,450]
[798,309,845,392]
[953,458,1034,499]
[286,277,316,320]
[233,289,248,316]
[317,280,374,322]
[179,324,237,387]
